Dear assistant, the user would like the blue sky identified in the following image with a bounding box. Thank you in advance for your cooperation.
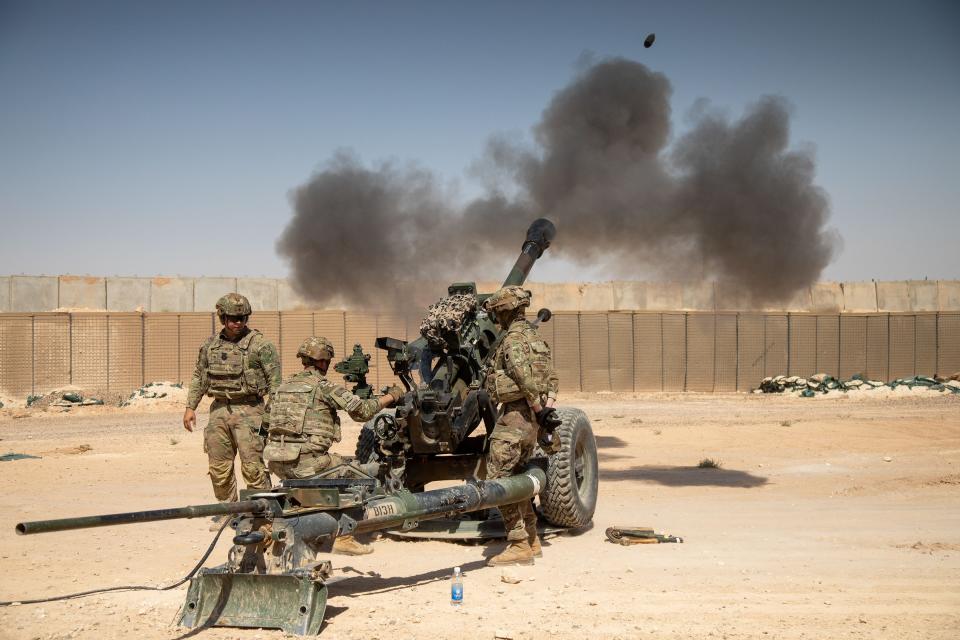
[1,0,957,282]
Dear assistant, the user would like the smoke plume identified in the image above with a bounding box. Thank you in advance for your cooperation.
[277,57,838,309]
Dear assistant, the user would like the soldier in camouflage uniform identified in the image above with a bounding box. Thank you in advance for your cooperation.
[264,336,404,555]
[183,294,281,529]
[482,286,560,566]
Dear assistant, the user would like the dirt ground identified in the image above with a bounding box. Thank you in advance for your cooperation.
[0,392,957,640]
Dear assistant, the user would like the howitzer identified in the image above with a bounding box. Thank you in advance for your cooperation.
[16,465,547,634]
[351,218,598,535]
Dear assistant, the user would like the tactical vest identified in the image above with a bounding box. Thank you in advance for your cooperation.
[269,371,342,449]
[487,321,553,403]
[206,330,268,400]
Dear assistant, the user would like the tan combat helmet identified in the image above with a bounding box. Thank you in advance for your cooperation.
[215,293,252,317]
[483,286,532,313]
[297,336,335,362]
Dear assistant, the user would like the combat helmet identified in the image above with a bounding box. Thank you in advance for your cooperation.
[215,293,252,317]
[297,336,335,362]
[483,286,532,313]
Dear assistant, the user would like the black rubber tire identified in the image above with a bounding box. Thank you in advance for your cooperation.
[538,407,598,528]
[355,422,378,463]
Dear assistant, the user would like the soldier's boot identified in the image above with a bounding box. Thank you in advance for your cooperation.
[487,540,535,567]
[529,534,543,558]
[209,514,230,532]
[332,535,374,556]
[521,503,541,558]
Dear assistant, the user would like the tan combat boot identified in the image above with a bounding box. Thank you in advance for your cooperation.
[529,533,543,558]
[487,540,535,566]
[332,535,374,556]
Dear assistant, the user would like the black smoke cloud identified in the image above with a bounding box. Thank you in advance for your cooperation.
[277,57,838,309]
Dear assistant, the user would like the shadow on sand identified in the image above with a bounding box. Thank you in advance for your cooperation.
[594,435,630,449]
[326,558,489,600]
[600,465,768,488]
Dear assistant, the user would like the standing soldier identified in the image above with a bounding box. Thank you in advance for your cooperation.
[183,293,281,528]
[482,286,560,566]
[264,336,404,555]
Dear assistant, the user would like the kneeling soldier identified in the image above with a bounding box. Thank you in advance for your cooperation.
[264,336,403,555]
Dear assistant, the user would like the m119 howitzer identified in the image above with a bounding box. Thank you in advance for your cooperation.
[352,218,598,532]
[13,219,598,635]
[16,465,547,634]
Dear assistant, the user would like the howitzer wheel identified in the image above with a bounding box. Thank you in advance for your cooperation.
[537,407,598,528]
[355,422,378,463]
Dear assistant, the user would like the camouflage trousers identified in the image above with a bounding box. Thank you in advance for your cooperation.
[266,435,344,481]
[485,400,538,542]
[204,399,269,502]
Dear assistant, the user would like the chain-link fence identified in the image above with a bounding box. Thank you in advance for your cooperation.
[1,311,958,399]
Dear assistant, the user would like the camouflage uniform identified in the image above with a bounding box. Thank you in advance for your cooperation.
[263,336,383,480]
[263,368,383,480]
[483,287,559,555]
[187,296,281,502]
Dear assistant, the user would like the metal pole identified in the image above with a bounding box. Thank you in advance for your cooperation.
[31,315,35,395]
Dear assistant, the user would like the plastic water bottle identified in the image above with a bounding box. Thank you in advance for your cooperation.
[450,566,463,606]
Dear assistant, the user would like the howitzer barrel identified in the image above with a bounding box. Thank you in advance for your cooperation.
[502,218,556,287]
[354,466,547,535]
[15,499,272,536]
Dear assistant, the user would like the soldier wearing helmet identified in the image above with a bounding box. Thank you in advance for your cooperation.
[183,293,281,528]
[263,336,403,555]
[481,286,559,566]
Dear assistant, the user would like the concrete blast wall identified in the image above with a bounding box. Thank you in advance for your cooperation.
[3,276,958,313]
[2,310,958,399]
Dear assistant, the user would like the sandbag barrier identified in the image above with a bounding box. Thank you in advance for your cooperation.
[756,373,960,397]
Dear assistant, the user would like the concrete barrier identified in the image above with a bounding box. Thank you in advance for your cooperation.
[277,281,309,310]
[58,275,106,310]
[151,277,194,312]
[536,283,582,311]
[714,281,754,311]
[877,281,913,312]
[107,277,151,311]
[646,282,684,310]
[681,281,715,311]
[10,276,58,312]
[938,280,960,310]
[841,281,877,312]
[3,275,960,313]
[194,277,236,312]
[809,282,843,313]
[238,278,279,312]
[611,281,646,310]
[580,282,616,311]
[776,286,813,312]
[910,280,939,312]
[0,277,9,312]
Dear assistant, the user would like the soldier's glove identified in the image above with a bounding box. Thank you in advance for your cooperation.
[535,407,562,430]
[384,385,405,403]
[535,408,563,455]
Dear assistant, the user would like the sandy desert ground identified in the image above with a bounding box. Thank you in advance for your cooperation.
[0,391,958,639]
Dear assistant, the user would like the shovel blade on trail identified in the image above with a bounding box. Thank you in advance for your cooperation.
[179,569,327,636]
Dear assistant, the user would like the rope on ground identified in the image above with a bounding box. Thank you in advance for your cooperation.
[0,519,230,606]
